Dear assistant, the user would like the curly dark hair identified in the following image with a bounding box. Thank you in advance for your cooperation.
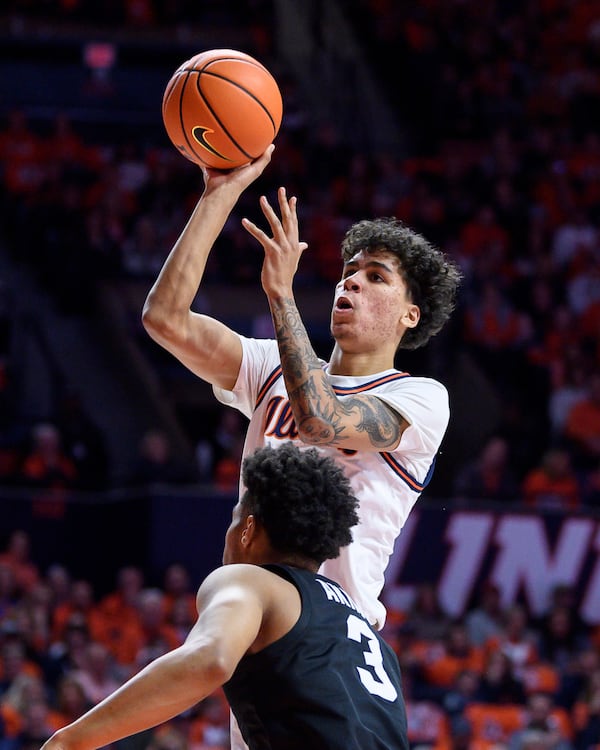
[341,217,462,350]
[241,443,360,565]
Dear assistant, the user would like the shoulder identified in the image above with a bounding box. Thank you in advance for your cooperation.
[376,375,449,422]
[392,375,448,396]
[196,564,296,610]
[239,335,279,361]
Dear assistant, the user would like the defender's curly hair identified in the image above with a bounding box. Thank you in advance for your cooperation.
[341,217,462,350]
[241,443,360,565]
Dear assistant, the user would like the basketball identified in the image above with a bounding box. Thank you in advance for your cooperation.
[162,48,283,170]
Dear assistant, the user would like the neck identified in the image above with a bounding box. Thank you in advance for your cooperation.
[328,345,395,376]
[266,553,319,572]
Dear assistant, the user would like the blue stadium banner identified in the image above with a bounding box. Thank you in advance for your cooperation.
[383,505,600,625]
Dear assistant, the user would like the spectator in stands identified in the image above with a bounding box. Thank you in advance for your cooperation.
[0,564,17,623]
[475,650,528,706]
[445,714,475,750]
[95,567,143,628]
[43,614,91,693]
[44,566,71,614]
[131,588,180,670]
[464,698,525,750]
[563,373,600,471]
[551,208,597,271]
[195,408,247,488]
[548,351,588,439]
[161,563,196,626]
[50,580,97,644]
[0,109,45,213]
[422,621,485,691]
[213,432,245,492]
[0,639,43,713]
[13,580,54,657]
[187,691,230,750]
[462,282,532,381]
[441,668,481,718]
[522,448,581,511]
[486,605,540,680]
[53,391,109,491]
[536,586,590,670]
[385,621,432,699]
[17,423,78,491]
[404,582,452,643]
[126,428,196,487]
[166,596,196,648]
[91,567,145,673]
[13,695,56,750]
[465,582,505,647]
[508,691,573,750]
[52,676,90,728]
[572,664,600,750]
[565,248,600,319]
[453,435,520,503]
[459,204,510,267]
[68,642,121,706]
[0,532,39,596]
[403,669,452,749]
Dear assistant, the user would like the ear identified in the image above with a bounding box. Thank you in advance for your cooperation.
[240,514,257,549]
[400,303,420,330]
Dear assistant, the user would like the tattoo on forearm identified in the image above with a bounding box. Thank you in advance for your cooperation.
[270,298,400,449]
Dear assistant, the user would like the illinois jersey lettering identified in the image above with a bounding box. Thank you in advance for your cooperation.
[264,397,299,439]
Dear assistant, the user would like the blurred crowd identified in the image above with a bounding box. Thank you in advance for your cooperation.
[0,528,599,750]
[0,530,230,750]
[0,2,598,748]
[3,0,272,29]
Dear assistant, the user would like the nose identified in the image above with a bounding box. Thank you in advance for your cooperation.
[343,272,361,291]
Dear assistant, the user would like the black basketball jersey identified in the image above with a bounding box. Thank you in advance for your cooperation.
[223,564,408,750]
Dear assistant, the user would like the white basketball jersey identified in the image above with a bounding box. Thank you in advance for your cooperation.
[214,335,450,630]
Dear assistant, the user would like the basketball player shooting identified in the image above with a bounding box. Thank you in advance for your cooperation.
[143,145,460,750]
[143,145,461,630]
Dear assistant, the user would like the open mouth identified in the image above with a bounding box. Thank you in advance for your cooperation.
[336,297,353,310]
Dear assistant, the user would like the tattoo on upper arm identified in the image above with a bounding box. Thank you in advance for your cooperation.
[343,396,402,448]
[271,298,402,449]
[292,388,401,449]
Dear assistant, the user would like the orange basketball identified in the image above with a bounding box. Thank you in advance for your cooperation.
[162,48,283,170]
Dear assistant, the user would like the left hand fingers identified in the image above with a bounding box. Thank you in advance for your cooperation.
[261,188,299,238]
[277,187,301,236]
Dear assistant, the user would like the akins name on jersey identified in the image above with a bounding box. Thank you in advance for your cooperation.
[316,578,360,612]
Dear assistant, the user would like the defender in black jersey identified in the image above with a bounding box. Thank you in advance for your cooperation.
[40,444,407,750]
[225,565,407,750]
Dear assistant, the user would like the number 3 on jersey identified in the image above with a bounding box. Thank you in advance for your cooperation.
[346,614,398,702]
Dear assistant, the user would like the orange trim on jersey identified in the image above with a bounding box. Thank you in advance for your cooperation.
[332,372,410,394]
[256,366,284,407]
[380,452,435,492]
[256,367,411,408]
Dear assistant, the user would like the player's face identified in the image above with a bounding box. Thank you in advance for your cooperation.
[331,250,419,350]
[222,501,247,565]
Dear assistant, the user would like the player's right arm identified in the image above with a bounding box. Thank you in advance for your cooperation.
[142,147,275,391]
[38,566,272,750]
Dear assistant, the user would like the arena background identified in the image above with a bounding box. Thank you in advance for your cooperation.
[0,0,599,623]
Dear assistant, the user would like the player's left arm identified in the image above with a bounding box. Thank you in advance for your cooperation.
[243,187,408,452]
[39,567,265,750]
[271,303,408,451]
